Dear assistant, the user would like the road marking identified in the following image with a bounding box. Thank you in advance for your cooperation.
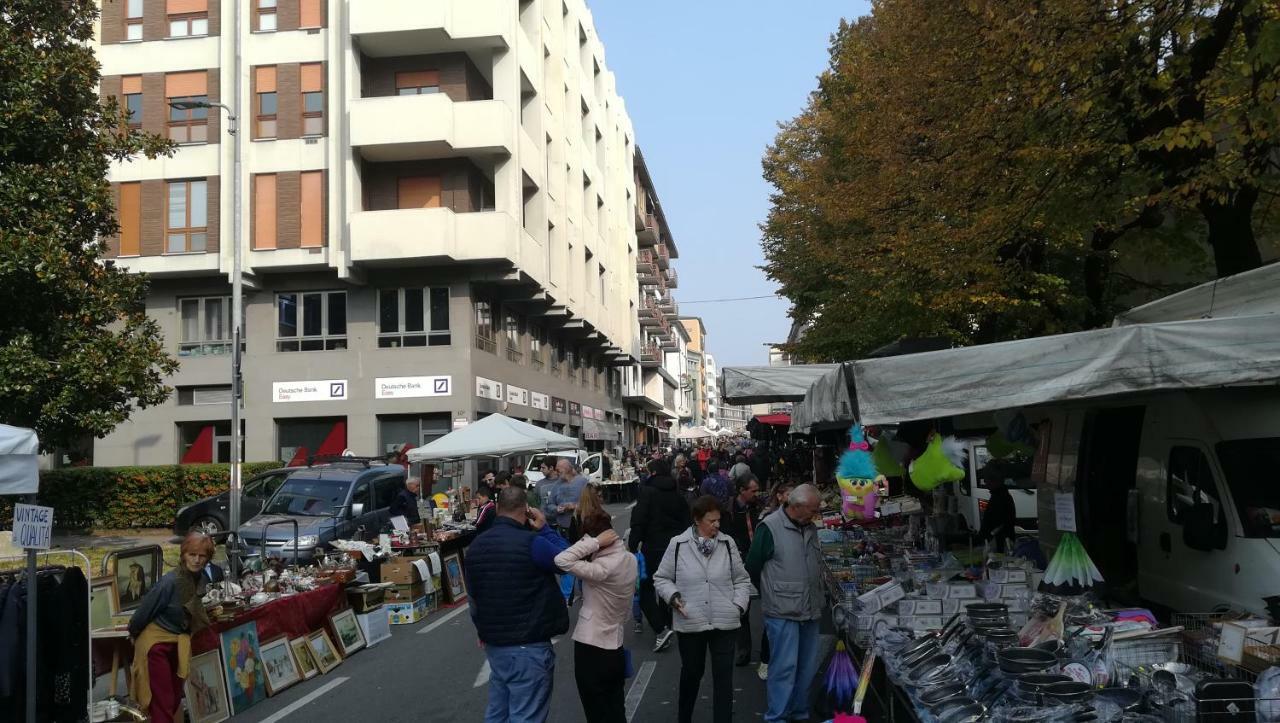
[416,603,470,634]
[256,676,348,723]
[473,659,491,688]
[625,661,657,722]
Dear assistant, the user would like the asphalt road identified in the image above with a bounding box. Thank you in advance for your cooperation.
[228,501,815,723]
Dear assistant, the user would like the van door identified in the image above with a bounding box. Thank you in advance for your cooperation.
[1077,406,1144,597]
[345,481,377,538]
[1139,441,1231,612]
[581,453,603,483]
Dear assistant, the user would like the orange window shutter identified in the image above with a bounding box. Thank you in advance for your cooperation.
[118,183,141,256]
[300,64,323,93]
[299,0,323,28]
[300,171,324,248]
[166,0,207,13]
[397,176,442,209]
[122,76,142,95]
[254,174,277,249]
[165,71,207,98]
[395,70,439,90]
[255,66,277,93]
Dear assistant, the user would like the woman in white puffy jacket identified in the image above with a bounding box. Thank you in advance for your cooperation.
[654,495,753,723]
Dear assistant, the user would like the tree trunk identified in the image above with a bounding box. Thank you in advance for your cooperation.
[1201,187,1263,277]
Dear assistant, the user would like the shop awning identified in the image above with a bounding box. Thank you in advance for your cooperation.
[789,362,858,434]
[407,413,581,462]
[853,313,1280,425]
[753,413,792,427]
[721,364,841,405]
[1114,262,1280,325]
[0,424,39,495]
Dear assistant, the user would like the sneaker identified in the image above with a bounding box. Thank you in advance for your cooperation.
[654,628,675,652]
[633,620,644,634]
[757,663,769,680]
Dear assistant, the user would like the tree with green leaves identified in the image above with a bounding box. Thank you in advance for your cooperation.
[0,0,177,453]
[763,0,1279,362]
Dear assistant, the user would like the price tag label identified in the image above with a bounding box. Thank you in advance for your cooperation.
[1055,493,1077,532]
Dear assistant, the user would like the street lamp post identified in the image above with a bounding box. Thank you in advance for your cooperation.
[171,99,243,580]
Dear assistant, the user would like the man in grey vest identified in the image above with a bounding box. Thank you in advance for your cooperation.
[745,484,825,722]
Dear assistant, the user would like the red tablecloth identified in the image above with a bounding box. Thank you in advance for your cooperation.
[192,583,345,653]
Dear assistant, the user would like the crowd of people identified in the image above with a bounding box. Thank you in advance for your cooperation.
[465,441,828,723]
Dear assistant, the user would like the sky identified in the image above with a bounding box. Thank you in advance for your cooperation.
[589,0,871,368]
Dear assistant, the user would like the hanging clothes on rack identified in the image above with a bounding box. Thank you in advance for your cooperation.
[0,564,90,722]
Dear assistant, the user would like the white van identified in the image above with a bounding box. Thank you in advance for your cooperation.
[524,450,605,485]
[955,440,1039,535]
[1032,387,1280,616]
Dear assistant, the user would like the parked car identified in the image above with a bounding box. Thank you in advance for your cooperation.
[524,450,605,484]
[237,462,405,563]
[173,467,294,536]
[954,441,1039,535]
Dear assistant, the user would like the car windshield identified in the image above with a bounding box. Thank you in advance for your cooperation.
[972,446,1036,490]
[1216,438,1280,538]
[261,478,350,517]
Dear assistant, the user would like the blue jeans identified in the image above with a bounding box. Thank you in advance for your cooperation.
[763,616,820,722]
[483,642,555,723]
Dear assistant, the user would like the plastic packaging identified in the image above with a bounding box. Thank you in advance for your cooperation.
[1257,666,1280,723]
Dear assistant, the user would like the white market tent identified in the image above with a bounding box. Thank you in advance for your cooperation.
[789,362,858,435]
[677,426,714,441]
[1115,262,1280,325]
[721,364,841,405]
[853,313,1280,426]
[0,424,39,495]
[406,413,581,462]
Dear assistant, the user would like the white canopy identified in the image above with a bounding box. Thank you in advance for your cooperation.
[677,426,714,440]
[789,362,858,434]
[854,313,1280,425]
[721,364,842,405]
[406,414,581,462]
[0,425,39,495]
[1115,263,1280,325]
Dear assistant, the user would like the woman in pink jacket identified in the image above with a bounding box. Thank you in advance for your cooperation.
[555,512,638,722]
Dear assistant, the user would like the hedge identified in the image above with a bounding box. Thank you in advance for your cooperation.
[0,462,284,531]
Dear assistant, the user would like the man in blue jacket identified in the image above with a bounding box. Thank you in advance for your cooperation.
[465,487,570,723]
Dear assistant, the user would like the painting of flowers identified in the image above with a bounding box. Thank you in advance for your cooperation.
[219,622,268,716]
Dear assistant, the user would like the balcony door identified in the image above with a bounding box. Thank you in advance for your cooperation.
[397,176,441,209]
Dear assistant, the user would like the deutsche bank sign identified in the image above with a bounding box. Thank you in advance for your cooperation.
[376,375,453,399]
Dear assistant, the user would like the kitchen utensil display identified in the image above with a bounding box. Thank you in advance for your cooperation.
[906,652,953,684]
[938,701,987,723]
[1041,681,1094,705]
[997,647,1058,675]
[1093,687,1145,712]
[1015,672,1071,703]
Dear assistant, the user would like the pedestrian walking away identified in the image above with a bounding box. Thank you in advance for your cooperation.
[720,474,761,666]
[627,458,690,653]
[746,484,826,723]
[654,495,752,723]
[464,488,570,723]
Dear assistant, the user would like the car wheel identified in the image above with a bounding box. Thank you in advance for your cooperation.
[193,516,224,535]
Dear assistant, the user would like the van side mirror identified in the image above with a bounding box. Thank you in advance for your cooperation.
[1182,502,1227,552]
[350,502,365,518]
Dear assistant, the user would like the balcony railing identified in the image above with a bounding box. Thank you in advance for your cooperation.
[655,243,670,269]
[638,212,659,246]
[639,343,661,366]
[665,267,678,288]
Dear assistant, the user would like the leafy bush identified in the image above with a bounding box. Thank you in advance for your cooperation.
[0,462,284,531]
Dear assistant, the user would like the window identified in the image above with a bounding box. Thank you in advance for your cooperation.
[166,179,207,253]
[122,76,142,127]
[125,0,143,40]
[254,66,277,139]
[395,71,440,96]
[167,0,209,37]
[1216,439,1280,538]
[255,0,276,31]
[253,174,276,249]
[1167,446,1222,525]
[505,313,522,364]
[178,421,239,464]
[397,176,441,209]
[276,291,347,351]
[178,296,233,355]
[378,287,451,347]
[300,171,324,248]
[598,264,606,302]
[530,324,544,370]
[299,0,323,28]
[550,339,561,375]
[117,182,141,256]
[301,63,324,136]
[166,71,209,144]
[566,348,577,382]
[474,300,495,353]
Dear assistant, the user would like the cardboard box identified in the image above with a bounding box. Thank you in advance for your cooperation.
[385,581,427,603]
[346,584,384,614]
[380,556,432,585]
[387,596,429,625]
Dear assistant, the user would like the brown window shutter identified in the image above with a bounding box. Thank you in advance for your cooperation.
[300,63,323,93]
[165,71,207,98]
[118,183,142,256]
[299,0,323,28]
[396,70,440,90]
[253,174,277,249]
[166,0,208,13]
[397,176,442,209]
[254,66,277,93]
[122,76,143,95]
[206,175,220,252]
[300,171,324,248]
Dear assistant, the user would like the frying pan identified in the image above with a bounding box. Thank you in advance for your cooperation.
[997,647,1058,675]
[919,682,968,707]
[1041,681,1094,705]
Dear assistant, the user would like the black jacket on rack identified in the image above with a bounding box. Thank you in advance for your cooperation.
[0,565,89,722]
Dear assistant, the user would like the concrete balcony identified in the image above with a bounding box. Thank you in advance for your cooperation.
[349,208,521,267]
[350,0,510,57]
[657,294,678,316]
[639,343,662,368]
[248,247,330,274]
[655,242,670,269]
[637,212,659,246]
[111,252,221,278]
[636,251,659,284]
[665,267,678,288]
[349,94,514,163]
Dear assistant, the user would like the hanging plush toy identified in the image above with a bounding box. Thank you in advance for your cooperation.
[836,425,882,520]
[908,433,965,491]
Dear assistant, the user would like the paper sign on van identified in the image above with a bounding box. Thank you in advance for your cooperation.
[1055,493,1077,532]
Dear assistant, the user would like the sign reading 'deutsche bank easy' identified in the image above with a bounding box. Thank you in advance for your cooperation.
[375,376,452,399]
[273,379,348,403]
[13,503,53,550]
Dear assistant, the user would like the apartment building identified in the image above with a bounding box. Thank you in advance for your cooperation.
[92,0,661,467]
[679,317,708,427]
[704,353,720,430]
[620,149,681,446]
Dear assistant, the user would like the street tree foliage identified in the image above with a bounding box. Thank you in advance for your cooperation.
[763,0,1280,361]
[0,0,177,452]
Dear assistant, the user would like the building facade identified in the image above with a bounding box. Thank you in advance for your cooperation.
[92,0,672,469]
[703,353,720,430]
[679,317,709,427]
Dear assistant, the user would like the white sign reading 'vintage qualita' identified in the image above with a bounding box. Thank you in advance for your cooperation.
[375,376,453,399]
[13,503,53,550]
[475,376,504,401]
[273,379,348,403]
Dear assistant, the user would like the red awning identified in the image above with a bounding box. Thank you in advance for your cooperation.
[753,413,792,427]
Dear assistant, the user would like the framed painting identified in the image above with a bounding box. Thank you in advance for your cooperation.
[443,552,467,603]
[328,609,366,657]
[185,649,231,723]
[90,577,118,632]
[219,621,268,716]
[307,629,342,674]
[259,636,301,696]
[113,548,160,612]
[289,637,319,680]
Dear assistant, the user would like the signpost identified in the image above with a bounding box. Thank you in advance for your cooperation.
[13,502,51,723]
